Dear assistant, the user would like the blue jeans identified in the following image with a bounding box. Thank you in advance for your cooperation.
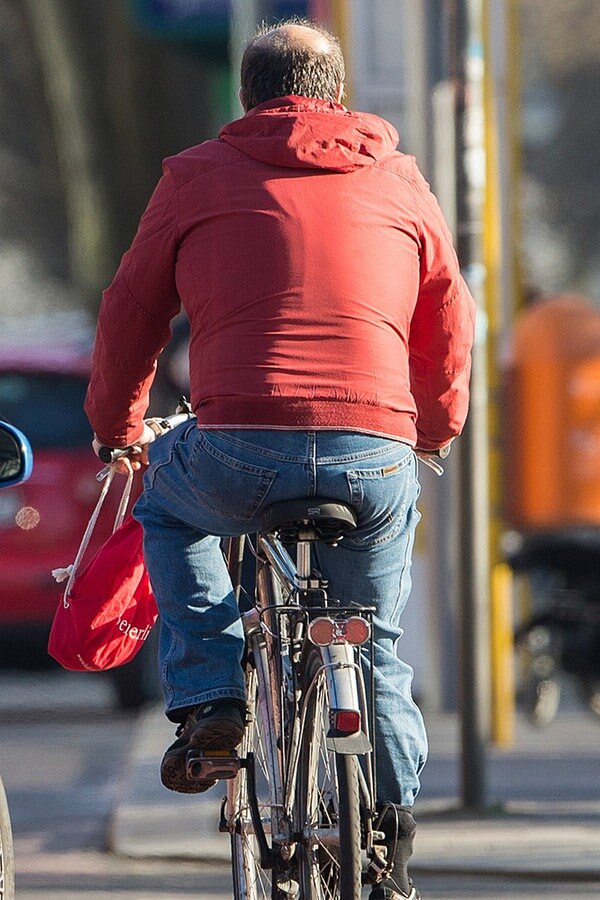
[134,423,427,805]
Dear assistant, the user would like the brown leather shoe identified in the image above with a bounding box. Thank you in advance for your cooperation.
[160,699,246,793]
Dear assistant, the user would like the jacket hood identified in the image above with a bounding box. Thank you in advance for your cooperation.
[219,96,399,172]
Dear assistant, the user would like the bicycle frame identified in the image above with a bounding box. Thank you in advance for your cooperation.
[260,530,375,790]
[224,524,379,880]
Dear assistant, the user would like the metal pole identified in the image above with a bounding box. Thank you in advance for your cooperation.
[452,0,491,811]
[431,77,460,712]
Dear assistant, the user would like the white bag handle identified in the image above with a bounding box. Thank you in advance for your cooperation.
[52,463,135,605]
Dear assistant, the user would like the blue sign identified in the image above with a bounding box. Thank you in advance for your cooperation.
[129,0,309,42]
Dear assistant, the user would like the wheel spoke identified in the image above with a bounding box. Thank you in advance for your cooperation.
[295,650,362,899]
[230,667,276,899]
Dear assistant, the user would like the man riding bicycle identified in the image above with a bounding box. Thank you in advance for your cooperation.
[86,19,475,900]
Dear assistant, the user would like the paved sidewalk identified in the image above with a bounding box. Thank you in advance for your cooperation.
[109,705,600,880]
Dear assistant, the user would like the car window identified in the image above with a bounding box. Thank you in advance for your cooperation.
[0,372,91,448]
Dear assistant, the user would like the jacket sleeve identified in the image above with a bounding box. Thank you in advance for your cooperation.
[408,162,476,451]
[84,165,181,447]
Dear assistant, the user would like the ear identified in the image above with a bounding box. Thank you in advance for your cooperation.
[238,86,247,112]
[335,82,344,103]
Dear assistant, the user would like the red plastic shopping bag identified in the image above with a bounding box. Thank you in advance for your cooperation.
[48,469,158,672]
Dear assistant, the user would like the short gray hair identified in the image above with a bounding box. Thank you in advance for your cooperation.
[240,19,345,111]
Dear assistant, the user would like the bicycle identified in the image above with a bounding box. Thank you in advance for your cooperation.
[101,406,413,899]
[187,495,387,900]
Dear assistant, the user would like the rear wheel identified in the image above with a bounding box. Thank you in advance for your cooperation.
[295,647,362,899]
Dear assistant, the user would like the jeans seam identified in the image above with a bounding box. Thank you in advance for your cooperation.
[204,429,409,464]
[390,514,417,624]
[308,431,317,495]
[205,430,308,462]
[347,452,413,479]
[146,422,196,489]
[161,633,177,705]
[147,448,175,490]
[167,687,247,712]
[197,433,279,476]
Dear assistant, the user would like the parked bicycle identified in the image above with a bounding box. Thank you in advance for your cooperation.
[0,418,33,900]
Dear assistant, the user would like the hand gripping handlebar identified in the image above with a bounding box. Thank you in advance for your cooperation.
[96,398,194,464]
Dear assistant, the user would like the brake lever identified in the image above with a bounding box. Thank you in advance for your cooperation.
[414,451,445,476]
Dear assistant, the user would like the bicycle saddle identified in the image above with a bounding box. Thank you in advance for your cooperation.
[261,497,357,544]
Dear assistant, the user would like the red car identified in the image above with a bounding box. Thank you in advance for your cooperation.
[0,342,157,708]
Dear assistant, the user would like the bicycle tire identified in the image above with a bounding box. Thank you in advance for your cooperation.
[226,538,295,899]
[0,776,15,900]
[295,646,362,899]
[230,666,276,899]
[225,537,271,899]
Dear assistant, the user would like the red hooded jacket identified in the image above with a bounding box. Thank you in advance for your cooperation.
[86,97,475,450]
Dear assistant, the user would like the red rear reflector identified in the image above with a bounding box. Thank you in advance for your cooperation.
[309,618,335,646]
[308,616,370,646]
[345,616,370,645]
[333,710,361,734]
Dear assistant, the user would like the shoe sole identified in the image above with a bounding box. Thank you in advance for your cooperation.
[161,715,245,794]
[160,755,214,794]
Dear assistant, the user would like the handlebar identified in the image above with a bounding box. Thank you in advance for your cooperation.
[414,440,452,476]
[97,445,134,464]
[96,398,195,465]
[96,399,450,478]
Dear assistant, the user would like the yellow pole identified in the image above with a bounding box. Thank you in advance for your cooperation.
[490,563,516,745]
[483,0,515,748]
[331,0,349,43]
[331,0,352,103]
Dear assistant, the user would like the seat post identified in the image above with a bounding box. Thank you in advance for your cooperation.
[260,498,358,587]
[296,539,311,581]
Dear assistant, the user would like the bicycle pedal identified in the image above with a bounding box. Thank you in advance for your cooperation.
[185,749,241,782]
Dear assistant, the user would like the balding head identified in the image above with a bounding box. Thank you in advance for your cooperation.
[240,19,345,112]
[254,22,333,54]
